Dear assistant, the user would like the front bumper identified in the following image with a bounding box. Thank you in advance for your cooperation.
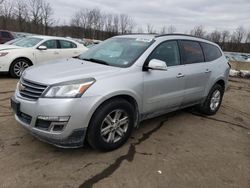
[0,56,11,72]
[11,93,102,148]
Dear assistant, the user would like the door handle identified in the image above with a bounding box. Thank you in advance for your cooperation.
[176,73,185,78]
[205,69,211,73]
[54,52,59,55]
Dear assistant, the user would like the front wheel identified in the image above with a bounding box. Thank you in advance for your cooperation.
[9,59,31,78]
[87,98,135,151]
[198,84,224,115]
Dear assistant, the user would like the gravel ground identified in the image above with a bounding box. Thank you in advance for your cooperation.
[0,76,249,188]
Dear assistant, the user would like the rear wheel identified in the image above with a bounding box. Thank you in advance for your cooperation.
[87,98,135,151]
[198,84,224,115]
[10,59,31,78]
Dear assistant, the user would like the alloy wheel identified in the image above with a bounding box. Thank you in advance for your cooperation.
[210,90,221,111]
[13,61,29,77]
[100,109,129,143]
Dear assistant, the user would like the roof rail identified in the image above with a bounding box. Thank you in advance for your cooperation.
[120,33,157,36]
[155,33,210,41]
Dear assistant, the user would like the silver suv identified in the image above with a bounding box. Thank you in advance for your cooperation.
[11,34,230,151]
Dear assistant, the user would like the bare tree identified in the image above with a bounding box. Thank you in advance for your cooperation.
[104,14,113,32]
[160,26,167,34]
[13,0,29,31]
[41,1,54,35]
[119,14,134,34]
[233,26,245,43]
[1,0,14,29]
[168,25,176,34]
[190,25,206,37]
[209,30,221,43]
[113,15,119,34]
[245,31,250,43]
[90,9,102,38]
[146,24,155,34]
[70,8,135,38]
[28,0,43,33]
[221,30,230,44]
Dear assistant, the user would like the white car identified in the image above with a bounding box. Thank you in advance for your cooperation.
[0,36,88,78]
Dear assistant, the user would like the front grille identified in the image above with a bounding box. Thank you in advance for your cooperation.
[19,79,47,100]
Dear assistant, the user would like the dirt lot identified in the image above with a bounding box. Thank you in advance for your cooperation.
[0,76,249,188]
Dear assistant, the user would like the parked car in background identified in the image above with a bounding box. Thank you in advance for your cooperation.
[13,32,34,38]
[5,37,25,45]
[0,36,88,77]
[0,30,15,44]
[11,34,230,151]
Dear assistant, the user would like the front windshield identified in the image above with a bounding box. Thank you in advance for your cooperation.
[79,37,154,67]
[12,37,43,47]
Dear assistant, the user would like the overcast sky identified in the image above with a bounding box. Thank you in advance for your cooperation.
[50,0,250,33]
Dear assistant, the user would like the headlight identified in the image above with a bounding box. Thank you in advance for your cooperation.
[0,52,8,57]
[43,78,95,98]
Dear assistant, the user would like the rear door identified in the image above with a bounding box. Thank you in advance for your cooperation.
[58,40,81,58]
[143,40,186,115]
[200,42,224,95]
[179,40,210,106]
[34,40,61,64]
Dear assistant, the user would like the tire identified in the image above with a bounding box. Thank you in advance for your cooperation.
[198,84,224,115]
[87,98,135,151]
[9,59,31,78]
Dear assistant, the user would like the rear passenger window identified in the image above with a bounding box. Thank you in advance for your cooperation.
[59,40,77,48]
[201,42,222,62]
[148,41,180,66]
[180,41,204,64]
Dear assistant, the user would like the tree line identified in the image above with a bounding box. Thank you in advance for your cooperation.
[190,25,250,53]
[0,0,135,39]
[0,0,250,53]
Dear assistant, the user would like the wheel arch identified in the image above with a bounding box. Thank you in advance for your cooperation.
[215,79,225,91]
[204,77,227,101]
[10,57,33,67]
[9,57,34,77]
[88,93,141,130]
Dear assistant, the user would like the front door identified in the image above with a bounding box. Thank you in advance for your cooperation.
[143,40,186,116]
[35,40,61,64]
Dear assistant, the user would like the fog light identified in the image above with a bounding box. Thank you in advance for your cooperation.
[37,116,70,122]
[36,116,70,132]
[51,122,67,132]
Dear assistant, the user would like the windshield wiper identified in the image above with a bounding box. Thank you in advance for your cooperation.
[82,58,110,66]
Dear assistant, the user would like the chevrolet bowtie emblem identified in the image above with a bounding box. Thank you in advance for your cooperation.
[19,83,25,91]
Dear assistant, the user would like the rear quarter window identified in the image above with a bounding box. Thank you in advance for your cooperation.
[180,40,204,64]
[200,42,222,62]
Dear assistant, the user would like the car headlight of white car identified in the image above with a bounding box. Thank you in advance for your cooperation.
[43,78,95,98]
[0,52,9,57]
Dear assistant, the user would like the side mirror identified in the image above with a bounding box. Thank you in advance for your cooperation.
[37,45,47,50]
[147,59,167,71]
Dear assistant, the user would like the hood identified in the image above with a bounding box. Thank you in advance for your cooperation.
[23,58,121,85]
[0,44,23,51]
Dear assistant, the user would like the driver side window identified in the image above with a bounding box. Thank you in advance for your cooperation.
[148,41,180,66]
